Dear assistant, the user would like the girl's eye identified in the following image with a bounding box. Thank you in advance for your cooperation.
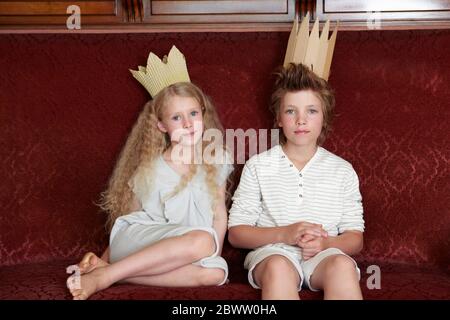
[308,109,318,114]
[190,111,199,116]
[172,115,181,121]
[285,109,294,114]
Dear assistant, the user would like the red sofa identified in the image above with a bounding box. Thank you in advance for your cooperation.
[0,30,449,300]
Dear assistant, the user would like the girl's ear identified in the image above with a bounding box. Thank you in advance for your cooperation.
[157,121,168,133]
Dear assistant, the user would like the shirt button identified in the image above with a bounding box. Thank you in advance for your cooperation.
[299,184,302,187]
[281,156,286,158]
[290,164,293,167]
[299,173,303,177]
[299,194,303,197]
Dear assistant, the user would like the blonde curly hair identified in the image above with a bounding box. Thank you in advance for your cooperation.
[98,82,228,232]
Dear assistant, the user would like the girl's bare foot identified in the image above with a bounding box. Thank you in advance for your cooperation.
[78,252,109,274]
[67,267,110,300]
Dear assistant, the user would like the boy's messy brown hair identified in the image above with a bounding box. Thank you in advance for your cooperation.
[270,63,335,145]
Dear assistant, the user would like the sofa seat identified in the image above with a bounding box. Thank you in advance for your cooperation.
[1,260,448,300]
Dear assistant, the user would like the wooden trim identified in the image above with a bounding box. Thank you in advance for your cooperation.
[0,1,116,15]
[145,0,295,23]
[151,1,288,15]
[323,0,450,13]
[316,0,450,30]
[3,20,450,34]
[299,0,316,19]
[0,0,122,24]
[2,0,450,32]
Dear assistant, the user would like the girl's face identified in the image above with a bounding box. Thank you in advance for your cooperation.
[278,90,324,148]
[157,95,204,147]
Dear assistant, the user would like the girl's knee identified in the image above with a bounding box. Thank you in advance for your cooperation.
[184,231,216,260]
[198,268,226,286]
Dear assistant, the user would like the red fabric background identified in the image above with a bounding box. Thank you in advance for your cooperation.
[0,30,449,299]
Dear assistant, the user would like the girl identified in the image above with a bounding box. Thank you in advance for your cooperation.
[67,81,233,300]
[227,63,365,300]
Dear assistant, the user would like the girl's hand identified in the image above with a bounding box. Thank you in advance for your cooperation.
[298,236,327,260]
[282,222,328,246]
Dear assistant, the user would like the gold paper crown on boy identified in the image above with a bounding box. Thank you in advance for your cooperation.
[130,45,190,98]
[284,13,338,81]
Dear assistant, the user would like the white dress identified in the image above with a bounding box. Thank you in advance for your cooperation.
[109,154,233,285]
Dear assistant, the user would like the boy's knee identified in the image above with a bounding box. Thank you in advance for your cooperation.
[324,255,356,277]
[184,231,216,260]
[258,255,299,284]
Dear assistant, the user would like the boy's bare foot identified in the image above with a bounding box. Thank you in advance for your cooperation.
[67,267,110,300]
[78,252,109,274]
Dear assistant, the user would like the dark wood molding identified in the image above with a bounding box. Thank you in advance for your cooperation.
[316,0,450,30]
[2,0,450,32]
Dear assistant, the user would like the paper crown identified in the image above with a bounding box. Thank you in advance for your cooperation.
[283,13,338,81]
[130,46,191,98]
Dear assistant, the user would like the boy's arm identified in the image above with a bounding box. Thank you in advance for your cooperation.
[329,166,365,255]
[298,230,363,260]
[228,161,326,249]
[228,225,285,249]
[229,223,327,249]
[323,230,363,255]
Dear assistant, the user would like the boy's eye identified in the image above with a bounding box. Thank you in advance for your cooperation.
[172,115,181,121]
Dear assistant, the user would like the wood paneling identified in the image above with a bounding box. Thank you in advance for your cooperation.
[317,0,450,30]
[145,0,296,23]
[0,0,123,25]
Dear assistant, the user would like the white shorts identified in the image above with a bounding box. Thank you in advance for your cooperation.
[109,222,229,286]
[244,245,360,292]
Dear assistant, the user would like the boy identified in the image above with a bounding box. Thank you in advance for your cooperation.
[228,63,365,300]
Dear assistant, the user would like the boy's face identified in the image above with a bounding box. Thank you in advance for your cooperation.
[278,90,324,148]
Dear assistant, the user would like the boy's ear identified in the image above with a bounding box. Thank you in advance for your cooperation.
[157,121,168,133]
[277,116,283,128]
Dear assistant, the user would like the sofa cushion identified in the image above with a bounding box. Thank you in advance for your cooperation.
[1,260,448,300]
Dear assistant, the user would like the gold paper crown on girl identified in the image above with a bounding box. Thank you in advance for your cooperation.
[284,13,338,81]
[130,45,190,98]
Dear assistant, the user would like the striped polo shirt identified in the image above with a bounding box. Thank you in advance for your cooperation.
[228,144,365,238]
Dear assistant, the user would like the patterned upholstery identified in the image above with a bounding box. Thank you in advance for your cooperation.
[0,31,449,299]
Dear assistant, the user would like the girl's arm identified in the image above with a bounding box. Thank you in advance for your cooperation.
[212,182,228,256]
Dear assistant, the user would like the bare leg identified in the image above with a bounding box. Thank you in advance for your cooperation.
[77,252,109,274]
[120,264,225,287]
[75,252,225,287]
[67,230,216,300]
[253,255,300,300]
[309,255,363,300]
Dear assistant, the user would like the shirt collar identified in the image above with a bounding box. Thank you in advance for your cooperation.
[275,144,323,174]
